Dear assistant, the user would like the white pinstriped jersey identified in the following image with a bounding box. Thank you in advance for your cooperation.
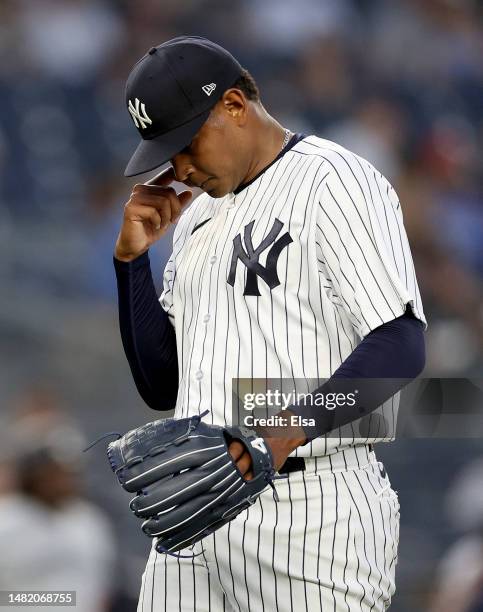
[159,135,426,457]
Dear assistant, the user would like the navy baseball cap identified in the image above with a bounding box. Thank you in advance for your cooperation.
[124,36,243,177]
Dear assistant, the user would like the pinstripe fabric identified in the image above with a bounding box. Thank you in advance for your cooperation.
[138,135,419,610]
[137,447,400,611]
[159,135,426,453]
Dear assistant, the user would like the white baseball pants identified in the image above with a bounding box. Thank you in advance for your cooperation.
[137,445,400,612]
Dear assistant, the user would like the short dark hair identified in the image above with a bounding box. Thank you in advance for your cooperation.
[230,68,260,102]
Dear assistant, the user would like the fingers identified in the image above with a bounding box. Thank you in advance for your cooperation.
[131,183,192,207]
[228,440,254,481]
[128,184,192,230]
[177,190,192,208]
[136,166,193,201]
[236,451,254,480]
[229,440,245,461]
[125,204,162,230]
[145,165,176,186]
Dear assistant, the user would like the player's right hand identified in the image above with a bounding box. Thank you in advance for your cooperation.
[114,166,192,262]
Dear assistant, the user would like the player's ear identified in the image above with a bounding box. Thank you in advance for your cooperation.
[221,89,248,125]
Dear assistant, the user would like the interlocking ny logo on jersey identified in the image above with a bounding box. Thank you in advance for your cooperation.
[228,219,293,296]
[128,98,152,129]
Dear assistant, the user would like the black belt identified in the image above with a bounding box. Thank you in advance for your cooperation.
[278,457,306,474]
[278,444,375,475]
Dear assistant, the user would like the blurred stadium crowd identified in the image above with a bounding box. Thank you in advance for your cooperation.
[0,0,482,610]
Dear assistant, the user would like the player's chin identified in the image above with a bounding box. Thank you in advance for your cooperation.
[204,178,229,198]
[207,187,224,198]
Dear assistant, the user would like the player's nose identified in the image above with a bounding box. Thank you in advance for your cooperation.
[171,153,195,185]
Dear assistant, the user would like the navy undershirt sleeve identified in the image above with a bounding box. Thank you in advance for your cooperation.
[289,308,426,442]
[114,251,178,411]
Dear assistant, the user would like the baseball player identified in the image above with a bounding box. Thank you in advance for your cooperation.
[114,36,426,611]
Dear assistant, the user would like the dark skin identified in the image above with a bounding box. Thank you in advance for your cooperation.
[115,89,306,477]
[171,88,286,198]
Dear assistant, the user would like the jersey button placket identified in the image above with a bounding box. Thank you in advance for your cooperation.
[191,201,228,388]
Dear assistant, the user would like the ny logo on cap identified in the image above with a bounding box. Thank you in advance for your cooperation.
[202,83,216,96]
[128,98,152,130]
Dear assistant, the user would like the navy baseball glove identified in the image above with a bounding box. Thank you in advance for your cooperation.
[107,412,277,555]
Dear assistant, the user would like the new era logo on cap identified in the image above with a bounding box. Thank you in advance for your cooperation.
[202,83,217,96]
[128,98,152,129]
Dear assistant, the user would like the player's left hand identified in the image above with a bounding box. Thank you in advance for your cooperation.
[107,413,278,554]
[228,413,306,476]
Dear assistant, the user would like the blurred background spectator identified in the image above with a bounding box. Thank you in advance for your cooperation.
[0,386,118,611]
[0,0,482,610]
